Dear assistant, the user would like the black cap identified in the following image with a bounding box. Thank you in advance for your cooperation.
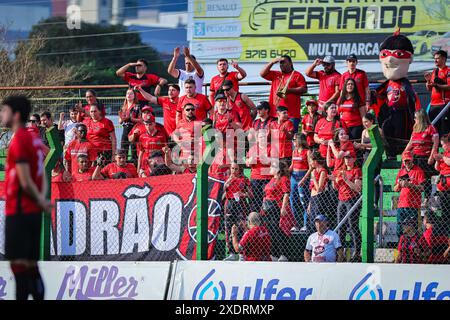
[346,54,358,61]
[256,101,270,110]
[276,106,288,112]
[115,149,127,156]
[221,80,233,88]
[215,92,227,101]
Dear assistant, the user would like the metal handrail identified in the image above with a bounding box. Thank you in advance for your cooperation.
[431,101,450,126]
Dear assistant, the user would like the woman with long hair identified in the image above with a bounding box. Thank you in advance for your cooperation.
[327,127,356,171]
[314,102,348,159]
[289,133,310,229]
[119,88,140,162]
[261,160,291,261]
[337,78,366,141]
[83,103,116,162]
[404,109,439,201]
[306,151,329,230]
[223,162,252,260]
[76,89,105,121]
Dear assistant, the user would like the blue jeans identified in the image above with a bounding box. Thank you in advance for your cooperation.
[250,179,270,213]
[289,118,301,134]
[290,171,310,228]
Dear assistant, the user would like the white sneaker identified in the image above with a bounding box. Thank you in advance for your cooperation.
[239,254,244,261]
[223,254,238,261]
[299,226,308,233]
[290,227,300,234]
[278,255,289,262]
[271,255,279,261]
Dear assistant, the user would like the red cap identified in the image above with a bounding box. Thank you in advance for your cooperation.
[142,105,154,113]
[402,151,413,161]
[306,99,318,107]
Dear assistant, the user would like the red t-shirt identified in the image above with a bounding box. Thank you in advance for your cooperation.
[72,167,96,182]
[386,80,421,111]
[239,225,271,261]
[292,148,309,171]
[262,70,307,118]
[64,139,98,175]
[83,117,115,153]
[252,117,276,131]
[310,167,328,193]
[334,167,362,201]
[228,93,253,131]
[177,93,212,121]
[138,129,167,163]
[225,176,250,199]
[213,109,240,134]
[397,233,426,264]
[209,72,240,96]
[302,113,322,147]
[338,98,363,128]
[314,118,348,158]
[263,176,290,208]
[5,128,45,215]
[430,66,450,106]
[436,150,450,192]
[422,227,449,264]
[269,119,294,159]
[247,145,271,180]
[101,163,138,179]
[82,104,106,118]
[315,70,341,106]
[208,148,230,180]
[329,141,356,170]
[123,72,160,101]
[339,69,369,103]
[396,165,426,209]
[410,125,438,157]
[175,119,202,160]
[157,96,179,136]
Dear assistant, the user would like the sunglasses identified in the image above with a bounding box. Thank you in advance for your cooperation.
[29,119,37,123]
[185,108,195,112]
[222,87,231,92]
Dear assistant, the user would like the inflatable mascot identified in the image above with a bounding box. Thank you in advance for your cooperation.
[376,30,421,159]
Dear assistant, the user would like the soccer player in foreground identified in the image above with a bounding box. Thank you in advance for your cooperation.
[1,95,52,300]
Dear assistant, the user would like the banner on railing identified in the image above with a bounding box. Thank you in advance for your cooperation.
[168,261,450,300]
[0,261,171,300]
[0,174,224,261]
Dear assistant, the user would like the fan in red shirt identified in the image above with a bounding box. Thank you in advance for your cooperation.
[421,212,450,264]
[1,95,51,300]
[434,134,450,215]
[209,58,247,105]
[118,88,141,163]
[301,100,322,149]
[212,92,241,151]
[426,50,450,137]
[116,58,167,105]
[314,102,348,159]
[97,149,138,179]
[404,109,439,200]
[221,80,256,132]
[75,89,106,121]
[306,55,341,113]
[72,154,97,182]
[64,123,97,175]
[260,55,307,129]
[394,151,426,237]
[246,129,272,213]
[337,78,366,140]
[269,106,295,161]
[261,160,292,261]
[327,128,356,171]
[333,153,362,261]
[83,104,116,162]
[339,54,370,110]
[136,83,180,137]
[223,162,252,260]
[136,113,167,173]
[177,79,212,124]
[173,103,203,161]
[395,216,427,264]
[231,211,271,261]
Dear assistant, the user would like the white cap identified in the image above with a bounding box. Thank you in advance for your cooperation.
[323,56,335,64]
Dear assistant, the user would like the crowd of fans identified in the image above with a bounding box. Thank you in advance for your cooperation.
[19,47,450,264]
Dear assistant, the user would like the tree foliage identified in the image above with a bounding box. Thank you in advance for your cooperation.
[29,17,172,86]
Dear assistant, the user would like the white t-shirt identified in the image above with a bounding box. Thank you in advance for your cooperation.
[179,69,204,96]
[306,229,342,262]
[62,119,79,147]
